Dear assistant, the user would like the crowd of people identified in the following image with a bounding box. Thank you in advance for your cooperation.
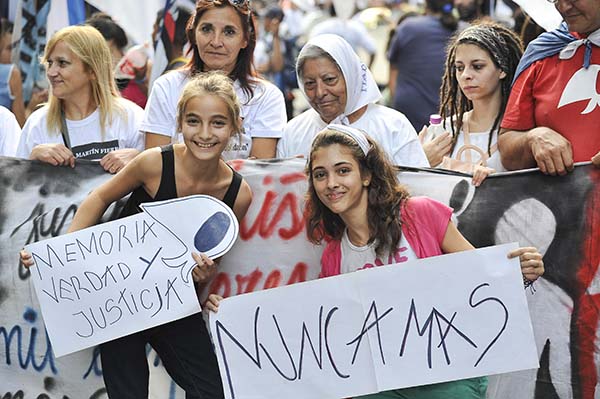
[11,0,600,396]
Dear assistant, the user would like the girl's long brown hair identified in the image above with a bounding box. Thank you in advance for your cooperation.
[305,129,410,256]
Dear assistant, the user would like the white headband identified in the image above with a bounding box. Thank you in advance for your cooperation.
[326,124,371,156]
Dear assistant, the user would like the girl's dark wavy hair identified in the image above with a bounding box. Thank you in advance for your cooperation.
[305,129,410,257]
[439,20,523,156]
[185,0,258,100]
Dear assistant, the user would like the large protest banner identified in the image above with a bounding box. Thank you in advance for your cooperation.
[210,243,538,399]
[1,157,599,398]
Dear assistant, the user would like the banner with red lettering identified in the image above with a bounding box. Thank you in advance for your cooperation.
[1,157,599,399]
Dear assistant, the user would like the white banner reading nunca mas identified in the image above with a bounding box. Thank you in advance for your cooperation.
[210,243,538,399]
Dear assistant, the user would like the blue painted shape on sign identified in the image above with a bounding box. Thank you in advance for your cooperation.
[194,212,231,253]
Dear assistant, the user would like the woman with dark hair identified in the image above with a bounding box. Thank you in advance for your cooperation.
[303,125,544,399]
[142,0,286,160]
[388,0,460,130]
[424,22,523,186]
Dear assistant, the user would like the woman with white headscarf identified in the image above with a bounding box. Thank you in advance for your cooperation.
[277,34,428,167]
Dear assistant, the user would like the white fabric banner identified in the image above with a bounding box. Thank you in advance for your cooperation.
[2,158,599,398]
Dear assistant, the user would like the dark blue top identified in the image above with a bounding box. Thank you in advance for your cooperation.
[388,15,456,130]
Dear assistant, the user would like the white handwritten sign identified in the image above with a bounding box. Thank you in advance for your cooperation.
[209,243,539,399]
[26,195,238,357]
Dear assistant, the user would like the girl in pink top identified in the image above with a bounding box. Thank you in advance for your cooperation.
[304,124,544,398]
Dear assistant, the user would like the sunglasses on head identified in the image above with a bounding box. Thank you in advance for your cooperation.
[204,0,251,8]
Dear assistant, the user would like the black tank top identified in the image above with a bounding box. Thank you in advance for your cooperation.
[119,144,243,218]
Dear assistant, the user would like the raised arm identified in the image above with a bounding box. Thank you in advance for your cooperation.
[68,149,157,232]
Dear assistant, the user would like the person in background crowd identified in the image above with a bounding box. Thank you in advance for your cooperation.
[0,105,21,156]
[0,18,25,126]
[499,0,600,174]
[423,22,523,186]
[16,26,144,174]
[1,18,49,124]
[115,43,151,108]
[151,6,192,75]
[21,71,252,399]
[280,0,313,39]
[85,13,128,70]
[513,7,545,47]
[388,0,460,130]
[143,0,286,160]
[455,0,485,23]
[255,5,298,119]
[255,7,285,93]
[277,34,428,168]
[303,125,544,399]
[310,3,377,68]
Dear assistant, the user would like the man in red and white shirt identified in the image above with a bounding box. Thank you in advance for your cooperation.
[499,0,600,175]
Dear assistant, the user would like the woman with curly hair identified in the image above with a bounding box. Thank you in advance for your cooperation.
[304,125,544,399]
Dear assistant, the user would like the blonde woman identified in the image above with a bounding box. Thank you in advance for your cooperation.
[16,25,144,174]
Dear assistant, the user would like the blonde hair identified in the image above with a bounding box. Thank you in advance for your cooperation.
[176,71,242,138]
[43,25,124,136]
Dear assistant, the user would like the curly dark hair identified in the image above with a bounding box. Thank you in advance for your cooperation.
[185,0,258,100]
[439,20,523,156]
[305,129,410,257]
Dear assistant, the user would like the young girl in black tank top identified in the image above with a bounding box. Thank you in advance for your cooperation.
[20,72,252,398]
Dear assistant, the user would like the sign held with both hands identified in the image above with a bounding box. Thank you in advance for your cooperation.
[209,243,539,399]
[26,195,238,358]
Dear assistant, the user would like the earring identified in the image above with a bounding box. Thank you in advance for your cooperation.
[363,180,370,186]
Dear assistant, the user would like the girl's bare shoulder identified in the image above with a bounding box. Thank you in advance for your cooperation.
[129,146,164,179]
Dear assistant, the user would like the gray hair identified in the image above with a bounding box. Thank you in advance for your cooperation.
[296,44,342,83]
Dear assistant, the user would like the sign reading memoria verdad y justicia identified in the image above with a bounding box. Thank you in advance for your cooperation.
[209,243,539,399]
[26,195,239,357]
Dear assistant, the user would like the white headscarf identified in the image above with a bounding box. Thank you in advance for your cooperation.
[296,33,381,125]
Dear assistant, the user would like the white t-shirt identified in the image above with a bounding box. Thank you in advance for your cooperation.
[277,103,429,168]
[0,106,21,157]
[340,229,417,274]
[141,70,286,160]
[449,127,505,172]
[16,98,144,160]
